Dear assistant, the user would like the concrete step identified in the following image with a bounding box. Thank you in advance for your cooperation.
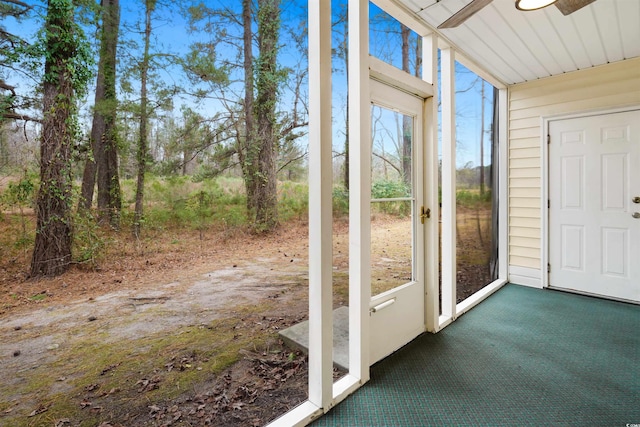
[278,306,349,370]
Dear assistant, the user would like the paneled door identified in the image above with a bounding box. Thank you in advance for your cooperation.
[549,109,640,303]
[369,79,426,363]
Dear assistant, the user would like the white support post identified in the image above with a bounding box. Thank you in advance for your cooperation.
[422,34,436,86]
[498,88,509,281]
[308,0,333,411]
[440,47,456,324]
[423,33,440,333]
[348,0,371,383]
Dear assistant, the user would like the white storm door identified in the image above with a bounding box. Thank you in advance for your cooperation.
[549,109,640,303]
[369,79,426,364]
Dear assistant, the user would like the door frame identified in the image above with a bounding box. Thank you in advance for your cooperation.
[541,105,640,290]
[368,77,427,364]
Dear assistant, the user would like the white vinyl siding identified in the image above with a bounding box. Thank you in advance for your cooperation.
[508,57,640,273]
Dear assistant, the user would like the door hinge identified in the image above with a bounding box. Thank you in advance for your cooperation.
[548,199,550,209]
[547,263,551,273]
[420,206,431,224]
[547,134,550,144]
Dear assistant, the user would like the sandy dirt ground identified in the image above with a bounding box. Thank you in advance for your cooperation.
[0,212,491,426]
[1,221,313,426]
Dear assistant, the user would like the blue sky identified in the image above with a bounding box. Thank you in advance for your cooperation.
[4,0,494,171]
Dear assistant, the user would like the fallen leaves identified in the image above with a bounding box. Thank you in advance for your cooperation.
[100,362,121,376]
[142,345,310,426]
[164,351,202,372]
[27,403,50,417]
[136,375,162,393]
[84,383,100,392]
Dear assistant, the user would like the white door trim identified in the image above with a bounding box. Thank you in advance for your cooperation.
[541,105,640,290]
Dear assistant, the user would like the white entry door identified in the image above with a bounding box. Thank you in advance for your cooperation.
[549,109,640,303]
[369,79,426,364]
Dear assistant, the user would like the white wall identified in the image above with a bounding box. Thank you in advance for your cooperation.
[508,57,640,287]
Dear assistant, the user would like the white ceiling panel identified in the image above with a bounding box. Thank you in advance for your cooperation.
[395,0,640,85]
[594,2,625,62]
[534,9,576,73]
[481,4,545,80]
[544,6,592,69]
[572,9,608,66]
[617,0,640,59]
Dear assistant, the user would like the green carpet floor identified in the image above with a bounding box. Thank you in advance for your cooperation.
[312,284,639,426]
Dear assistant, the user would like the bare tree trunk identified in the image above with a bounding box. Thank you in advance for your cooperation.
[31,0,76,277]
[241,0,257,215]
[414,32,422,78]
[80,0,121,228]
[101,0,122,228]
[342,26,349,190]
[401,24,411,187]
[254,0,280,231]
[133,0,154,238]
[182,147,194,175]
[79,143,97,211]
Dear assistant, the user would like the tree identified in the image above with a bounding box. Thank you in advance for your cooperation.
[251,0,282,230]
[79,0,122,228]
[401,24,411,187]
[31,0,92,277]
[236,0,283,231]
[333,4,349,189]
[133,0,155,238]
[185,0,302,232]
[115,1,181,235]
[0,0,39,124]
[239,0,256,216]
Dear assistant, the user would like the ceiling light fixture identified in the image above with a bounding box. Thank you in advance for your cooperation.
[515,0,558,11]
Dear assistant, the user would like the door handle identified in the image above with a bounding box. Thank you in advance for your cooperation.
[633,212,640,219]
[370,298,396,313]
[633,196,640,204]
[420,206,430,224]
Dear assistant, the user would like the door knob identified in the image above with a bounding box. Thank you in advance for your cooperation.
[633,212,640,219]
[633,196,640,204]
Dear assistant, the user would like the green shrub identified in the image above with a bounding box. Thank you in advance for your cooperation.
[371,179,409,199]
[0,173,37,252]
[1,172,36,210]
[72,211,107,267]
[332,186,349,217]
[139,175,249,232]
[371,179,411,216]
[278,181,308,221]
[212,203,246,229]
[456,189,492,208]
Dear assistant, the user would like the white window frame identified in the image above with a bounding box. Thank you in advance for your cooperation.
[267,0,509,425]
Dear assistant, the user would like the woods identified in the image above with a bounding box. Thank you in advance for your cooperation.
[1,0,307,277]
[1,0,494,288]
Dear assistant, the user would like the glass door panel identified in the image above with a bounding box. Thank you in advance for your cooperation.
[370,104,415,297]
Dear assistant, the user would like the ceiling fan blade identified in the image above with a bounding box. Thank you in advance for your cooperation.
[554,0,597,15]
[438,0,493,29]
